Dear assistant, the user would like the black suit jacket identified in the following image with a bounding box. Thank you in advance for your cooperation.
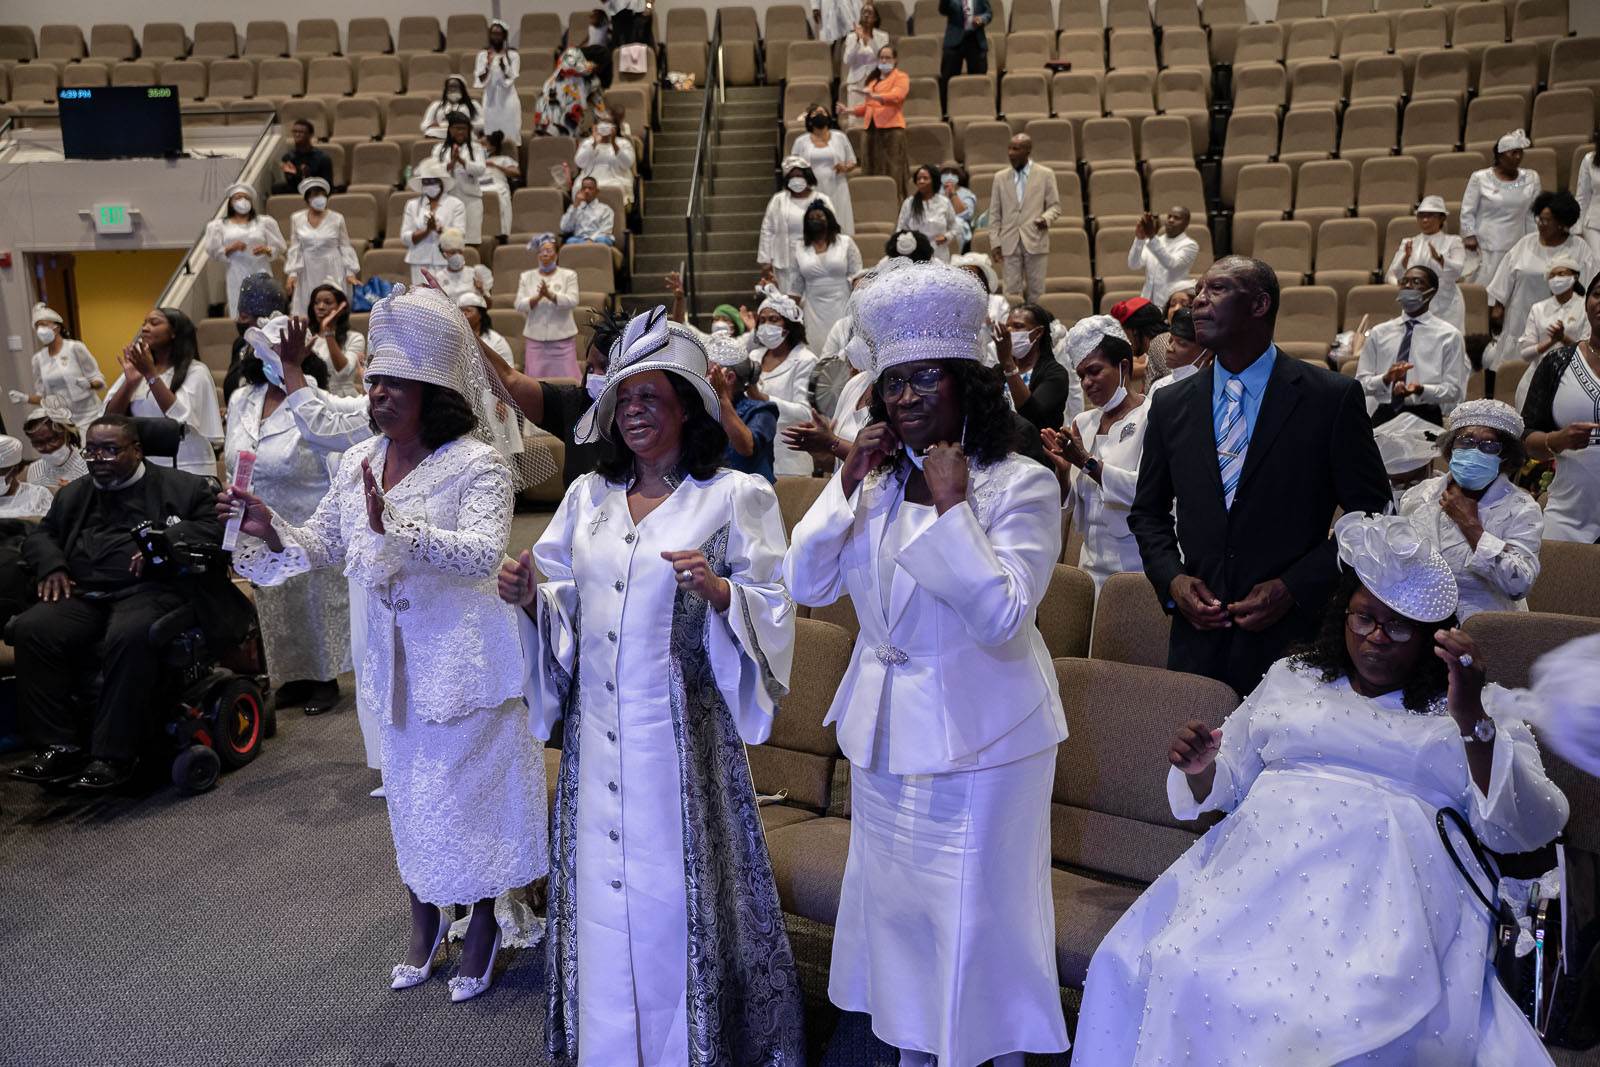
[1129,349,1392,696]
[938,0,990,50]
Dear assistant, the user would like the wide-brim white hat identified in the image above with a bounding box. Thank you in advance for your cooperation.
[31,302,63,327]
[298,176,331,197]
[407,158,451,191]
[573,307,721,445]
[1334,512,1459,623]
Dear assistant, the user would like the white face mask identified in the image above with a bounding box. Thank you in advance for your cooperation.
[41,441,70,463]
[1009,330,1034,359]
[231,197,252,215]
[1168,362,1199,383]
[877,61,894,74]
[1550,274,1576,296]
[787,176,809,194]
[35,326,56,345]
[308,195,328,212]
[710,321,733,337]
[595,122,615,138]
[423,182,443,199]
[756,323,787,349]
[447,90,464,102]
[446,253,465,271]
[1101,369,1128,412]
[585,374,607,401]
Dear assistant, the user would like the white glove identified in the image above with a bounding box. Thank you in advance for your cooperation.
[7,390,27,404]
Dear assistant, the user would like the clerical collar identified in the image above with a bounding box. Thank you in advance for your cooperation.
[97,464,147,492]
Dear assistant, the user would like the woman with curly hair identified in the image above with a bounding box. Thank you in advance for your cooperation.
[500,307,803,1064]
[1485,190,1597,390]
[1077,511,1569,1066]
[785,260,1070,1067]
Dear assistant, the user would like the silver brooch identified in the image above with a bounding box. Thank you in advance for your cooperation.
[874,644,909,666]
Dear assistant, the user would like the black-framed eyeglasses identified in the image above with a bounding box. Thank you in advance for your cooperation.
[82,443,128,460]
[1451,437,1504,456]
[879,366,947,401]
[1346,611,1416,643]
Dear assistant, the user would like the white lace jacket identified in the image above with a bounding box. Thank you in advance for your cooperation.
[234,435,523,725]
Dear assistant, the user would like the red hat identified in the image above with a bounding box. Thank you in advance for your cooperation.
[1109,297,1153,324]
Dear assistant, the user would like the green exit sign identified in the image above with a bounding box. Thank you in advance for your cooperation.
[92,202,134,234]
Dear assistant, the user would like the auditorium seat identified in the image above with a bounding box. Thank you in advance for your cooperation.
[1411,51,1472,111]
[1044,227,1095,297]
[1088,169,1146,230]
[110,61,157,88]
[139,23,188,61]
[1051,72,1105,139]
[1002,72,1051,133]
[1231,63,1287,121]
[1532,88,1594,189]
[1230,163,1293,256]
[1464,611,1600,691]
[396,17,443,55]
[347,18,394,56]
[1349,56,1406,108]
[1273,285,1340,361]
[294,19,341,58]
[1357,156,1423,235]
[1394,8,1450,68]
[1284,20,1338,65]
[206,58,256,103]
[1107,28,1158,73]
[1039,292,1093,325]
[1220,111,1282,204]
[1449,3,1510,63]
[1342,283,1405,333]
[1200,0,1249,64]
[1511,0,1572,48]
[1231,25,1285,68]
[255,58,305,104]
[1058,0,1102,33]
[1106,0,1152,31]
[1278,106,1339,174]
[1464,94,1531,157]
[1089,572,1171,667]
[849,176,902,235]
[244,20,290,59]
[947,74,998,151]
[1006,30,1055,71]
[906,122,956,171]
[1160,26,1211,73]
[1157,69,1211,155]
[1038,565,1095,659]
[353,55,404,97]
[963,121,1014,176]
[773,477,828,538]
[1104,70,1156,134]
[1080,116,1138,174]
[8,67,58,104]
[750,617,850,834]
[362,247,410,283]
[1288,60,1344,113]
[1314,217,1381,315]
[1424,151,1488,212]
[1400,97,1465,175]
[406,53,454,96]
[1024,118,1077,170]
[88,24,138,62]
[1293,159,1357,234]
[1549,36,1600,102]
[1527,542,1600,619]
[1480,42,1542,111]
[37,24,86,66]
[1339,102,1400,169]
[159,60,206,101]
[1338,14,1394,78]
[444,13,488,53]
[61,64,109,90]
[1147,167,1205,220]
[191,22,239,60]
[1056,30,1106,77]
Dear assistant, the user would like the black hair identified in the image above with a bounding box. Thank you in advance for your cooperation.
[1013,302,1054,332]
[306,283,351,345]
[154,307,200,392]
[1169,306,1196,341]
[805,104,833,130]
[22,410,79,447]
[760,311,808,350]
[1439,423,1526,475]
[484,129,506,155]
[594,372,729,483]
[88,413,140,446]
[461,302,491,336]
[727,357,758,394]
[864,42,897,87]
[1532,190,1581,231]
[236,352,330,390]
[867,360,1018,466]
[587,307,629,368]
[1088,334,1136,373]
[441,110,474,147]
[801,198,842,246]
[1123,301,1170,340]
[1289,570,1454,714]
[885,229,934,262]
[1214,255,1281,320]
[440,76,479,119]
[1403,264,1440,291]
[909,163,939,218]
[291,117,315,136]
[367,382,479,449]
[858,3,881,30]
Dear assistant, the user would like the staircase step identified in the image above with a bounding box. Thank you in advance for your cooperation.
[726,85,782,102]
[635,249,759,275]
[646,174,777,198]
[643,210,763,235]
[714,127,777,149]
[718,112,774,131]
[646,192,772,216]
[635,231,761,254]
[620,289,757,315]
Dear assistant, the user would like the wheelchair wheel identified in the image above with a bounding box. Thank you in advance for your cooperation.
[208,677,265,770]
[172,744,220,794]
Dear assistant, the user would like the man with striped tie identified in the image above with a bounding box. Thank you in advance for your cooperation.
[1129,256,1391,696]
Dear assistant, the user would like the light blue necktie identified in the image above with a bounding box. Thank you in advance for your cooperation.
[1217,376,1247,510]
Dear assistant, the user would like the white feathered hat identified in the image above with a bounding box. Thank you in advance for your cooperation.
[1334,512,1459,623]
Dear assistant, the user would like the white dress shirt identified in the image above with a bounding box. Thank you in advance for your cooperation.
[1127,232,1200,306]
[1399,473,1542,621]
[560,198,615,242]
[1355,310,1468,417]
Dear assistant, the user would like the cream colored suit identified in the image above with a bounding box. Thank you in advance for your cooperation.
[987,161,1061,302]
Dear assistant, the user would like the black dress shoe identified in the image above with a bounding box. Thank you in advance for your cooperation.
[9,746,89,784]
[302,679,341,716]
[273,679,311,710]
[67,759,137,792]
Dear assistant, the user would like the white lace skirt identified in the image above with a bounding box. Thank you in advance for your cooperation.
[381,696,548,906]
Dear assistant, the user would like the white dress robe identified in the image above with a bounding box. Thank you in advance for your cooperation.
[31,340,104,432]
[25,446,87,491]
[830,369,874,445]
[225,384,351,687]
[755,346,821,478]
[474,48,522,145]
[284,210,361,318]
[102,365,224,479]
[482,156,518,237]
[895,194,960,263]
[203,215,287,317]
[809,0,856,43]
[1515,293,1591,410]
[795,235,862,346]
[1385,232,1468,334]
[790,130,858,232]
[1076,659,1570,1067]
[524,470,804,1066]
[234,436,547,907]
[759,189,836,292]
[1576,150,1600,260]
[1399,473,1543,622]
[434,144,488,244]
[1063,399,1150,595]
[1542,353,1600,543]
[1484,233,1597,370]
[0,481,54,519]
[841,29,890,127]
[434,263,494,306]
[1460,167,1540,287]
[783,456,1071,1066]
[312,332,366,398]
[401,194,467,282]
[573,136,636,209]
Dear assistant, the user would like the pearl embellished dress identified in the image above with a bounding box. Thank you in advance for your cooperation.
[1076,659,1569,1066]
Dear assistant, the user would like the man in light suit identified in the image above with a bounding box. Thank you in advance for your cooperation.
[988,133,1060,304]
[1129,256,1392,697]
[938,0,991,81]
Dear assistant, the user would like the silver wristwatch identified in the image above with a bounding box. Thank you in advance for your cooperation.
[1462,716,1496,744]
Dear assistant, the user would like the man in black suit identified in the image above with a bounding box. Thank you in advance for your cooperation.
[9,416,225,791]
[1130,256,1392,697]
[938,0,992,80]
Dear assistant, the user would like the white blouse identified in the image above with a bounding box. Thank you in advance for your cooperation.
[755,346,820,477]
[311,331,366,398]
[1398,473,1543,621]
[514,266,580,341]
[0,480,54,519]
[895,194,960,262]
[102,363,224,479]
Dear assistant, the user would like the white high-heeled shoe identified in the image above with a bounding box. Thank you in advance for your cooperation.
[448,928,502,1003]
[390,913,447,990]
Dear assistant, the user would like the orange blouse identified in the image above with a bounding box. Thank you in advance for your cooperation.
[851,68,910,130]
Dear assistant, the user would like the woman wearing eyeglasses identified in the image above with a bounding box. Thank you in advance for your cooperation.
[784,260,1070,1067]
[1398,400,1542,622]
[1076,511,1569,1066]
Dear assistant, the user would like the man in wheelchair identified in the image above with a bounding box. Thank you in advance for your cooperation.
[8,415,236,791]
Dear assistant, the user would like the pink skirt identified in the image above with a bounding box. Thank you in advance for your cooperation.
[524,337,579,379]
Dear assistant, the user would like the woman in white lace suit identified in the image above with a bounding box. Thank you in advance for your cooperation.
[224,285,546,1004]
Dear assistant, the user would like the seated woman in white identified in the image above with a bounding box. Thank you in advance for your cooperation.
[1076,511,1569,1067]
[1400,399,1543,622]
[1515,255,1591,410]
[0,435,54,519]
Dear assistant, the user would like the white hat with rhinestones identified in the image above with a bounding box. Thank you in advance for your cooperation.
[1448,398,1523,441]
[365,284,474,397]
[1063,314,1129,371]
[1334,512,1459,623]
[573,306,721,444]
[852,258,987,377]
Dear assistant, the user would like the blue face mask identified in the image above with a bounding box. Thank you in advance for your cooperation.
[1449,448,1501,492]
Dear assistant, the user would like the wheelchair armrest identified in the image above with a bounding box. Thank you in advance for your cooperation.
[148,603,200,647]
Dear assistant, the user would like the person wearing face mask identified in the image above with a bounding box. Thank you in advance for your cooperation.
[1398,400,1542,622]
[283,177,360,319]
[1385,196,1467,334]
[1041,316,1149,597]
[790,105,858,232]
[433,228,495,305]
[515,234,581,378]
[1145,307,1211,396]
[574,114,637,211]
[1128,206,1200,309]
[1485,191,1596,394]
[222,273,291,404]
[534,49,601,138]
[1515,257,1591,411]
[474,20,521,148]
[203,183,286,318]
[23,399,88,491]
[0,435,54,519]
[752,286,822,477]
[795,201,863,345]
[421,75,481,141]
[843,45,910,199]
[1461,130,1541,288]
[400,159,467,284]
[759,159,836,292]
[19,304,103,435]
[840,5,889,129]
[1522,270,1600,544]
[896,163,961,263]
[993,303,1071,432]
[1356,265,1468,427]
[944,166,978,251]
[559,175,616,246]
[434,114,489,245]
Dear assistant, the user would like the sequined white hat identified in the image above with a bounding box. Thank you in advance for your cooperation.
[1334,512,1459,623]
[31,302,62,326]
[573,307,722,445]
[706,335,750,369]
[365,284,474,397]
[0,435,21,468]
[951,252,998,294]
[24,396,73,427]
[755,284,802,323]
[1416,195,1447,215]
[1448,398,1524,440]
[852,259,987,376]
[1496,128,1531,154]
[1064,314,1129,371]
